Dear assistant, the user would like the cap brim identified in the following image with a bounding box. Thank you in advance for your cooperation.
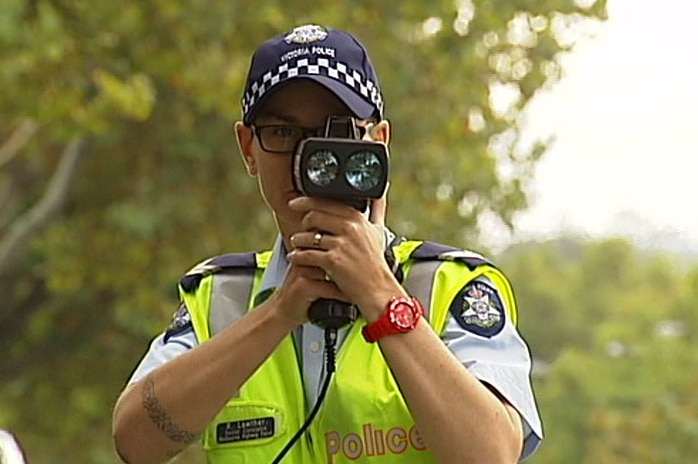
[244,75,377,124]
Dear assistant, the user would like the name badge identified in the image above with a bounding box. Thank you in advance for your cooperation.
[216,417,275,444]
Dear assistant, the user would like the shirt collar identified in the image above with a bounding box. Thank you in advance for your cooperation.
[259,235,289,295]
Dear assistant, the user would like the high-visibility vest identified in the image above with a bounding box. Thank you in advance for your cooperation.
[179,239,518,463]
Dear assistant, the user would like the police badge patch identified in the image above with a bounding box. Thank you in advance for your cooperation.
[449,280,505,338]
[164,303,192,341]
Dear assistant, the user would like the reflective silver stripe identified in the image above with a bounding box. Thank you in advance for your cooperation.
[401,259,442,322]
[210,270,256,335]
[206,255,442,334]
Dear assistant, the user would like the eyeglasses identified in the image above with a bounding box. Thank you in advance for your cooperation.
[251,123,373,154]
[251,125,324,154]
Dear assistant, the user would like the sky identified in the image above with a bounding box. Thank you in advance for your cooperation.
[507,0,698,251]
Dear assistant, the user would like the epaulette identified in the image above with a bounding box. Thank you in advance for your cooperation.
[179,252,258,293]
[410,241,493,270]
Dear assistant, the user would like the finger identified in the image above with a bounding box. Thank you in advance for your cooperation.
[286,264,347,301]
[288,196,354,219]
[290,231,333,250]
[287,248,329,274]
[306,266,331,282]
[311,231,323,249]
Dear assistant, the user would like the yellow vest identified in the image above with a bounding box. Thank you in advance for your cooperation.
[179,240,518,463]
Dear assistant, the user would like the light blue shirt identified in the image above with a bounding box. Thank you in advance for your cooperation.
[128,233,542,459]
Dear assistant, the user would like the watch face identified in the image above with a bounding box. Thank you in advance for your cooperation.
[390,303,416,329]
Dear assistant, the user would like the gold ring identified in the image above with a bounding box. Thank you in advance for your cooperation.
[312,232,323,248]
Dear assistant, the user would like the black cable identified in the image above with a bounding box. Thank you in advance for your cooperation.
[271,328,338,464]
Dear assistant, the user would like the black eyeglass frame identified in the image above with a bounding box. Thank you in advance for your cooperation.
[250,124,324,154]
[249,122,373,154]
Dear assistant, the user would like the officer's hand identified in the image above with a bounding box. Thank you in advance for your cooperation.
[268,259,350,327]
[286,196,399,316]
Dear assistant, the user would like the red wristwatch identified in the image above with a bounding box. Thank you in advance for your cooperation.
[362,296,424,343]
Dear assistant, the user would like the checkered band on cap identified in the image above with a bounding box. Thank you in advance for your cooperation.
[242,57,384,119]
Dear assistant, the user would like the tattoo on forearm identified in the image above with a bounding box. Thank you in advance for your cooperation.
[142,375,198,444]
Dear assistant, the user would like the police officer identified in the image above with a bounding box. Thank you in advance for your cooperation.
[112,24,543,463]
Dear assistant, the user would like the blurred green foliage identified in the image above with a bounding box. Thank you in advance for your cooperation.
[19,1,698,463]
[501,237,698,464]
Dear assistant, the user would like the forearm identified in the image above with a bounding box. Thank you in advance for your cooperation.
[112,301,296,464]
[379,321,523,464]
[356,278,523,464]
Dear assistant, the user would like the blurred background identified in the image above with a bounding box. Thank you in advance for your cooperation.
[2,0,696,462]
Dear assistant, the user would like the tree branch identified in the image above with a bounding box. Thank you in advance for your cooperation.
[0,119,39,170]
[0,137,88,277]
